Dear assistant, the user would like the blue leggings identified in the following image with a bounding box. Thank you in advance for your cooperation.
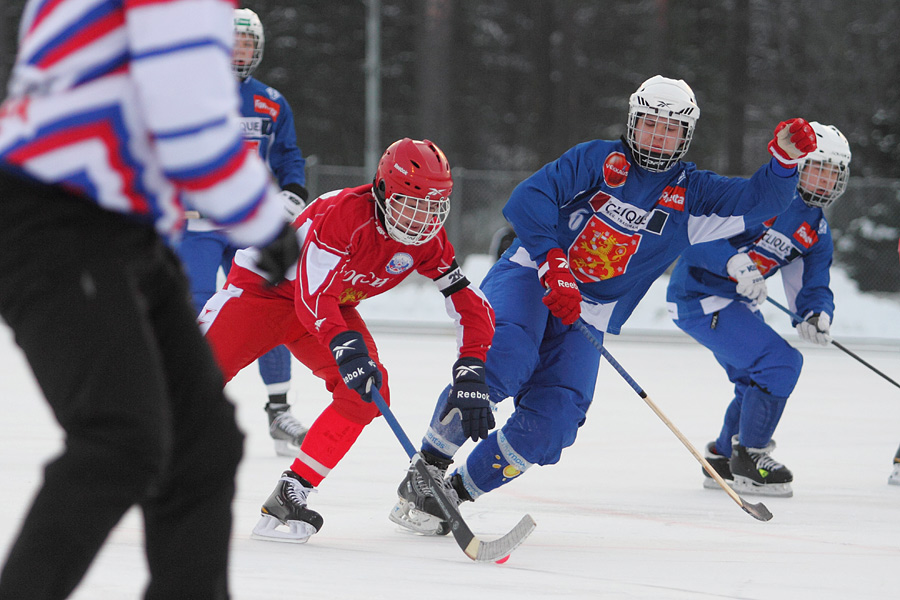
[423,257,601,499]
[675,302,802,453]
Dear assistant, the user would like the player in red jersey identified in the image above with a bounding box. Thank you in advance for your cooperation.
[198,138,496,542]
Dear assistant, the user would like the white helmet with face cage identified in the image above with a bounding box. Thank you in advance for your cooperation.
[798,122,851,208]
[626,75,700,173]
[233,9,265,80]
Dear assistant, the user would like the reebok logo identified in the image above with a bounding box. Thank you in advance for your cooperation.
[332,339,358,360]
[555,257,569,269]
[454,364,482,380]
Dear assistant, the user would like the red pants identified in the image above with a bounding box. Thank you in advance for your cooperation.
[202,277,391,485]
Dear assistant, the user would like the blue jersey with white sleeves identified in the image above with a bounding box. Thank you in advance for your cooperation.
[237,76,306,189]
[667,192,834,323]
[502,138,798,334]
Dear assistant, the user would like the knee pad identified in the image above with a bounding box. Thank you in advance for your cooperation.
[503,392,586,466]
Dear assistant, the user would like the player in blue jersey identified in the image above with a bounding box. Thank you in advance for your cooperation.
[388,75,818,536]
[665,122,851,498]
[176,8,310,456]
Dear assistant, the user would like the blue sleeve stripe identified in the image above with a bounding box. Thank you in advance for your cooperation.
[132,37,231,62]
[153,116,230,141]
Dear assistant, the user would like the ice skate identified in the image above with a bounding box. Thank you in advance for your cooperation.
[889,463,900,486]
[266,403,308,457]
[389,452,468,536]
[729,438,793,498]
[251,471,323,543]
[702,441,733,490]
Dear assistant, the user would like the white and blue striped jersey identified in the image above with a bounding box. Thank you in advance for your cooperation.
[0,0,285,247]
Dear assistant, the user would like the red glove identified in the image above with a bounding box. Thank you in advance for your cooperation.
[767,118,817,168]
[539,248,581,325]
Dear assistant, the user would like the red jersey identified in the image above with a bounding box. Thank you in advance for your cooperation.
[230,184,495,360]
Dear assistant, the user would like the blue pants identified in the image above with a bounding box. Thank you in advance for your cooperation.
[423,257,601,499]
[674,302,802,454]
[175,229,291,392]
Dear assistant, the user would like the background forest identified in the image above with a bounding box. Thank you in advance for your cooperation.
[1,1,899,290]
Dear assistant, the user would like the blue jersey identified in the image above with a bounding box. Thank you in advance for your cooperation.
[667,192,834,323]
[503,138,798,333]
[237,76,306,189]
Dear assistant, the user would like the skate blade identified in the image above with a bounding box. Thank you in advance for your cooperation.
[273,439,301,458]
[732,476,793,498]
[388,499,447,536]
[702,477,734,490]
[251,514,316,543]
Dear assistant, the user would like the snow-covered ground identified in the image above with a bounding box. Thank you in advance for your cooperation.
[2,257,899,599]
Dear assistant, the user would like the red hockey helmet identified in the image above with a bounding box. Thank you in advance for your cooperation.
[373,138,452,245]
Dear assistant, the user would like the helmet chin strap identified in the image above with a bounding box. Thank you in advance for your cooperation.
[372,179,389,230]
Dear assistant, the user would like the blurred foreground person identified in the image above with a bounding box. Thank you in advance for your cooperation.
[0,1,298,598]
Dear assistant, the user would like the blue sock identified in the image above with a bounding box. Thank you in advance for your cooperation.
[456,430,533,500]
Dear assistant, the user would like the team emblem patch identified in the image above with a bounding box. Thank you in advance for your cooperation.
[569,216,641,282]
[385,252,414,274]
[603,152,630,187]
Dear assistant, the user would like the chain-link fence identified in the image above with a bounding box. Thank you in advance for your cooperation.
[306,163,900,297]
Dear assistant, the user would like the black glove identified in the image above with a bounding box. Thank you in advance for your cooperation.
[329,330,382,402]
[440,357,494,441]
[256,222,300,286]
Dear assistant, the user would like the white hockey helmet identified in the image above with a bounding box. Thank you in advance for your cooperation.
[798,122,851,208]
[233,8,265,80]
[626,75,700,172]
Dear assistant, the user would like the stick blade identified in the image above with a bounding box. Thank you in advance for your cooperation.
[464,514,537,563]
[740,498,773,521]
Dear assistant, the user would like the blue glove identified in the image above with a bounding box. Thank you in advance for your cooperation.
[329,330,382,402]
[440,357,494,441]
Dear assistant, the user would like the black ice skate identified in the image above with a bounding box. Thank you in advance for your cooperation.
[702,441,733,490]
[251,471,323,543]
[729,438,793,498]
[266,402,308,457]
[389,451,470,536]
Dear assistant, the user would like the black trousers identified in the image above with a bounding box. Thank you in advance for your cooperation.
[0,171,244,600]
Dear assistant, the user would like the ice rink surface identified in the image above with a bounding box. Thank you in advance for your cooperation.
[2,314,900,599]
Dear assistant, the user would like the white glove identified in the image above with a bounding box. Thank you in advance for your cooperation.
[279,189,306,221]
[726,253,767,303]
[796,312,831,346]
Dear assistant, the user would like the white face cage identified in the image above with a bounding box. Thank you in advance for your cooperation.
[799,160,849,208]
[233,10,264,80]
[797,122,852,209]
[382,193,450,246]
[626,112,696,173]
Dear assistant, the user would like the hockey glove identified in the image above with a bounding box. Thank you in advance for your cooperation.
[767,118,817,168]
[440,357,494,442]
[539,248,582,326]
[255,222,301,287]
[279,189,307,221]
[330,330,382,402]
[796,312,831,346]
[726,253,767,303]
